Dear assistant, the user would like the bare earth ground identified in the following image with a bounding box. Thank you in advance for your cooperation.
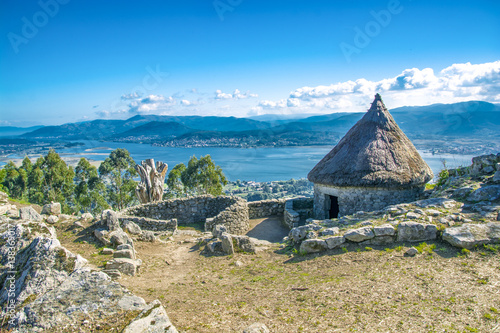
[55,218,500,333]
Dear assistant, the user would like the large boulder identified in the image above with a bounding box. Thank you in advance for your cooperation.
[397,222,437,242]
[221,233,234,255]
[442,223,500,249]
[102,209,121,231]
[123,299,178,333]
[41,202,61,215]
[19,206,42,222]
[106,258,142,276]
[300,239,327,253]
[123,220,142,235]
[373,224,396,237]
[109,229,134,246]
[232,235,256,253]
[344,227,375,242]
[288,224,321,243]
[467,185,500,202]
[325,236,345,249]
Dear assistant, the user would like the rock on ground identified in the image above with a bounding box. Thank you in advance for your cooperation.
[397,222,437,242]
[41,202,61,215]
[123,299,178,333]
[300,239,327,253]
[344,227,375,242]
[123,220,142,235]
[243,322,270,333]
[19,206,42,222]
[442,223,500,249]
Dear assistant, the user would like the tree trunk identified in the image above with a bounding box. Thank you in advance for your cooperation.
[135,159,168,204]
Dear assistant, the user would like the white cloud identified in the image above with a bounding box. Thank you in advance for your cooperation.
[121,92,142,100]
[214,89,259,100]
[284,60,500,111]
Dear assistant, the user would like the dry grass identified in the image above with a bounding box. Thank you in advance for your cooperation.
[54,218,500,333]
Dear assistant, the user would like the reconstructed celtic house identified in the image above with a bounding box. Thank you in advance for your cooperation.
[307,94,433,219]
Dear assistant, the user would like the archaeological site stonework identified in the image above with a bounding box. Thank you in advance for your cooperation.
[121,195,250,235]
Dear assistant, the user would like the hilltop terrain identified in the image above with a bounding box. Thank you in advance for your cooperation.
[0,153,499,332]
[2,101,499,155]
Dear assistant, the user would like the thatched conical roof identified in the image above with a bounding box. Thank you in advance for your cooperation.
[307,94,433,188]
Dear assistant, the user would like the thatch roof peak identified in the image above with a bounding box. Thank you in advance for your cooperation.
[307,94,433,188]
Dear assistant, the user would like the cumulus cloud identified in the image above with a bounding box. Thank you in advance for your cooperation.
[283,60,500,111]
[214,89,258,100]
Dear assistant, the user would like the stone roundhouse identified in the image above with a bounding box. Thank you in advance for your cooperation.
[308,94,433,219]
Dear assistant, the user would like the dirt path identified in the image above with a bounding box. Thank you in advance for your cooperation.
[246,216,289,243]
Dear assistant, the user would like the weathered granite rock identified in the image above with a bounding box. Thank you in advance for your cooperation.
[0,223,87,310]
[414,198,459,209]
[106,258,142,276]
[94,228,111,246]
[0,203,17,215]
[468,185,500,202]
[205,240,223,254]
[109,229,133,246]
[41,202,61,215]
[80,212,94,222]
[300,239,327,253]
[114,249,136,259]
[405,247,418,257]
[103,209,121,231]
[123,220,142,235]
[363,235,396,245]
[493,171,500,183]
[73,221,84,228]
[452,186,474,199]
[123,299,178,333]
[373,224,395,237]
[140,230,156,242]
[221,233,234,255]
[289,224,322,243]
[426,209,442,217]
[232,235,256,253]
[45,215,59,224]
[406,212,422,220]
[212,224,228,239]
[320,227,340,236]
[102,248,114,255]
[344,227,375,242]
[397,222,437,242]
[243,322,270,333]
[442,223,500,249]
[325,236,345,249]
[102,268,122,279]
[19,206,42,222]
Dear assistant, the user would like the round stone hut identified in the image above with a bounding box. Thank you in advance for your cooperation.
[307,93,433,219]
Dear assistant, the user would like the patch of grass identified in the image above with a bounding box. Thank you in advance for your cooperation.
[415,242,436,254]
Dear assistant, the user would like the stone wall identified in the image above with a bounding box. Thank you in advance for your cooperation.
[248,199,286,218]
[313,184,425,219]
[283,198,314,229]
[118,216,177,232]
[121,195,249,235]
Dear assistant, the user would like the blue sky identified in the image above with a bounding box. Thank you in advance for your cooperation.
[0,0,499,126]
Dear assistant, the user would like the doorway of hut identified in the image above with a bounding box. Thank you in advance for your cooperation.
[328,195,339,219]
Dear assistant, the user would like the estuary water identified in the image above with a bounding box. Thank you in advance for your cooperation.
[41,140,474,182]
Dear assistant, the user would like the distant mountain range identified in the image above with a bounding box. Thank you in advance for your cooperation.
[2,101,499,148]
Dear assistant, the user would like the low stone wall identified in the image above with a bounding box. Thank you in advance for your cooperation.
[313,184,424,219]
[121,195,249,235]
[119,216,177,232]
[248,199,286,219]
[284,198,314,229]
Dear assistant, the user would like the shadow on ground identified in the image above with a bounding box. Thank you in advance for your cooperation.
[246,216,289,243]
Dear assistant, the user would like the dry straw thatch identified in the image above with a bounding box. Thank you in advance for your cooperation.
[308,94,433,188]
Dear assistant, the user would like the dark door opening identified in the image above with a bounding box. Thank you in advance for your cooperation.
[329,195,339,219]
